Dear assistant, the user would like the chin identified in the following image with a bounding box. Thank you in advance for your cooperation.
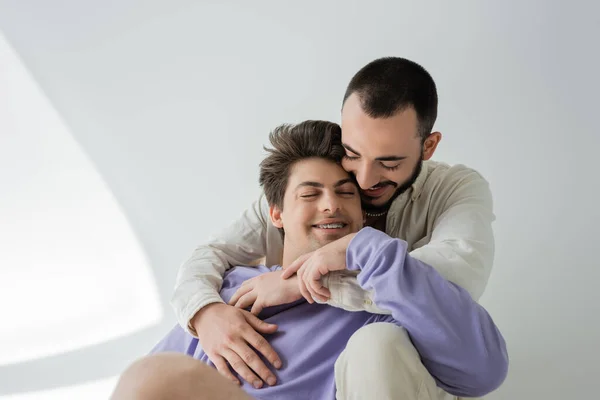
[317,236,339,245]
[310,236,339,250]
[363,196,391,208]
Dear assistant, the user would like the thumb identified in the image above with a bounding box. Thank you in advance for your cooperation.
[244,311,278,333]
[281,252,312,279]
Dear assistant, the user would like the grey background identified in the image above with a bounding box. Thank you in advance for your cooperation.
[0,1,598,398]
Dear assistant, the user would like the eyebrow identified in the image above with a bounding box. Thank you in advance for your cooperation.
[295,178,355,191]
[342,143,408,162]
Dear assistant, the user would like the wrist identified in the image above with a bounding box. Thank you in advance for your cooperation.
[342,232,357,247]
[190,302,224,334]
[283,273,299,290]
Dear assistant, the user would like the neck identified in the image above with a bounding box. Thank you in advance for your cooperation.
[365,209,388,218]
[281,249,300,270]
[280,238,313,269]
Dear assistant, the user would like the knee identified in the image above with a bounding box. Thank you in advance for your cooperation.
[110,353,208,400]
[343,323,421,367]
[336,324,439,399]
[111,353,253,400]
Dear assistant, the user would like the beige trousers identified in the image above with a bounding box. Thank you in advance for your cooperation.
[334,322,481,400]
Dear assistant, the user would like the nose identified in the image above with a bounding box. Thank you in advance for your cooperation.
[320,191,341,214]
[355,162,379,190]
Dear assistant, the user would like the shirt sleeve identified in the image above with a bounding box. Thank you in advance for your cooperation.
[409,168,495,301]
[320,271,391,315]
[346,227,508,398]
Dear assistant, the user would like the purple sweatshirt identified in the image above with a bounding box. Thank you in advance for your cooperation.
[151,228,508,399]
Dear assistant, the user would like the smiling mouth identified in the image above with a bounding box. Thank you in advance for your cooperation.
[365,185,388,192]
[312,223,347,229]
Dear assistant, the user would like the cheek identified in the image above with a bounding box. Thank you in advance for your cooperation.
[386,167,411,184]
[282,209,308,241]
[293,205,315,227]
[346,198,363,224]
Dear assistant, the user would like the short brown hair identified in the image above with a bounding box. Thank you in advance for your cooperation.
[259,120,345,209]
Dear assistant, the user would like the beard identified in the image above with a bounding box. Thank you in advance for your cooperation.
[361,157,423,214]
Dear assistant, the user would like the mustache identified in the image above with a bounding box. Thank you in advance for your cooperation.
[368,181,397,189]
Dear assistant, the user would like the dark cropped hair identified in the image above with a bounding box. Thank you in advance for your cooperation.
[343,56,438,140]
[259,120,345,209]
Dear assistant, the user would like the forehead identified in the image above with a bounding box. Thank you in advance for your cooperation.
[286,158,352,191]
[341,94,421,157]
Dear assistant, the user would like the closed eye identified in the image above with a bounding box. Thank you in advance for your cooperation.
[343,155,359,161]
[381,163,400,171]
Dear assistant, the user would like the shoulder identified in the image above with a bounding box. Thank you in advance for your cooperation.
[416,161,494,217]
[425,160,489,187]
[422,161,491,198]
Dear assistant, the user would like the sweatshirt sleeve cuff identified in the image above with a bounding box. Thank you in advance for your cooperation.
[346,227,394,271]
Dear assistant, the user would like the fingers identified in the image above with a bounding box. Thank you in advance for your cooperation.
[250,300,264,316]
[284,253,316,303]
[195,305,279,391]
[281,252,312,279]
[234,292,258,310]
[244,314,282,371]
[232,341,278,387]
[231,340,278,387]
[228,284,253,306]
[212,354,240,386]
[222,348,265,389]
[307,264,331,301]
[296,264,313,303]
[244,311,278,334]
[307,278,331,303]
[244,313,281,369]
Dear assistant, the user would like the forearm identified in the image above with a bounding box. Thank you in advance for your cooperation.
[348,228,508,397]
[171,194,280,335]
[171,246,231,336]
[409,202,495,301]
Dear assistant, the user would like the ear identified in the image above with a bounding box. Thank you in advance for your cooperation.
[362,210,367,224]
[422,131,442,160]
[269,204,284,229]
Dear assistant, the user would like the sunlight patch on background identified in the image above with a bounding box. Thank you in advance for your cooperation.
[0,31,162,367]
